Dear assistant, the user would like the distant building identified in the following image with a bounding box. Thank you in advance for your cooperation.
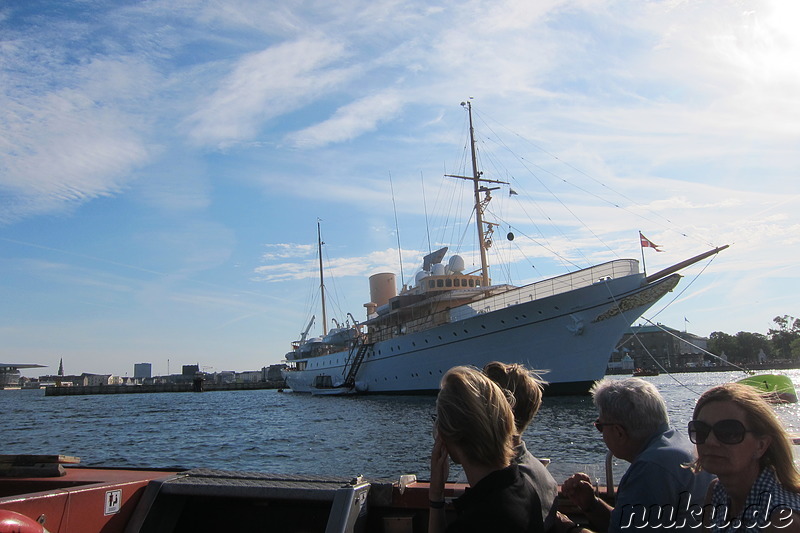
[82,373,112,386]
[611,324,707,370]
[264,364,287,382]
[236,371,262,383]
[134,363,152,379]
[182,365,200,376]
[40,374,83,387]
[217,371,236,384]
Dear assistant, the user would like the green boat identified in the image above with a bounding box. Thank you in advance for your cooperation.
[737,373,798,403]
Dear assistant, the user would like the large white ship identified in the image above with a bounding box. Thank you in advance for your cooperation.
[282,103,726,395]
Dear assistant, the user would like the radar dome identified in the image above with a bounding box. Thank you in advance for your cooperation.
[448,255,465,274]
[431,263,446,276]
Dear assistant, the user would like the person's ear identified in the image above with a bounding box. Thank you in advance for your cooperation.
[754,436,772,459]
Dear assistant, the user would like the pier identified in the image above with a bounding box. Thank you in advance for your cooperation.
[44,381,284,396]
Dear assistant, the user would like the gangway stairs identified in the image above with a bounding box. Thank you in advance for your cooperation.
[342,339,372,389]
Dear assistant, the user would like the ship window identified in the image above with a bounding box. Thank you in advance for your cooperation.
[437,279,443,287]
[469,279,474,287]
[475,280,481,287]
[428,280,434,288]
[445,279,452,287]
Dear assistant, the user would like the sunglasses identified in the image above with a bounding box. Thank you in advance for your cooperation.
[688,419,754,445]
[594,419,623,432]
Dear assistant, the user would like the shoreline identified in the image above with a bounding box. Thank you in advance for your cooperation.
[605,362,800,376]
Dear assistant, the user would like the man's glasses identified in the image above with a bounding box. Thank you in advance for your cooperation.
[594,419,623,432]
[688,419,754,445]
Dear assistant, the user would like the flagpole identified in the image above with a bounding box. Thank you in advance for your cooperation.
[639,231,647,277]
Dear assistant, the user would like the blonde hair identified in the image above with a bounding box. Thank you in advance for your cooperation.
[483,361,546,433]
[437,366,515,468]
[693,383,800,492]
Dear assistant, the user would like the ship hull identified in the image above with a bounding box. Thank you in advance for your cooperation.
[283,273,680,395]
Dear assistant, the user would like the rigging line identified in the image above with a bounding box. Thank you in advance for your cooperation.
[322,243,345,324]
[484,204,583,271]
[645,252,720,322]
[471,117,615,264]
[472,111,719,251]
[388,171,405,285]
[639,317,752,376]
[599,279,706,396]
[421,171,432,256]
[469,127,591,270]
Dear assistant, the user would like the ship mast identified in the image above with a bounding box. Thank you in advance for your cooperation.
[317,219,327,335]
[447,101,508,287]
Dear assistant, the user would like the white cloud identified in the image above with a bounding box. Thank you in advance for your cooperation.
[285,91,406,148]
[185,38,357,147]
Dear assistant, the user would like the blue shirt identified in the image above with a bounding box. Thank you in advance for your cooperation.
[610,424,713,533]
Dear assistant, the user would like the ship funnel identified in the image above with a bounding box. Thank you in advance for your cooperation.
[369,273,397,307]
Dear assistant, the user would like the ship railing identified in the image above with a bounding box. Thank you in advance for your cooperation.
[450,259,639,321]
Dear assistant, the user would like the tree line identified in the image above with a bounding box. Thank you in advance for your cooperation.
[707,315,800,365]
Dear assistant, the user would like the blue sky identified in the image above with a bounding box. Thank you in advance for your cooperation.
[2,0,798,378]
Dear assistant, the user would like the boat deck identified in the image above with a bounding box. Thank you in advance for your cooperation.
[0,464,596,533]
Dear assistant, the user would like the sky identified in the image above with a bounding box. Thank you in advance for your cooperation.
[2,0,799,379]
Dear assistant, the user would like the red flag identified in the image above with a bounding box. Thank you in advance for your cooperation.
[639,232,663,252]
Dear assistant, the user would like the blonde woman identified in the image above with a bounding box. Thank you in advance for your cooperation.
[691,383,800,532]
[429,366,544,533]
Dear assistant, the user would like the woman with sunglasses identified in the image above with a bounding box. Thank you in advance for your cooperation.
[429,366,544,533]
[691,383,800,532]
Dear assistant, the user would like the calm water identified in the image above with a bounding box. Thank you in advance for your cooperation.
[2,370,799,483]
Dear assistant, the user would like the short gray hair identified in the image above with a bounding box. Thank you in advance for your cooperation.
[591,377,669,440]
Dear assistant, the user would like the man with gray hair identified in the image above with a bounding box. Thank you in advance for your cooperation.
[559,378,712,532]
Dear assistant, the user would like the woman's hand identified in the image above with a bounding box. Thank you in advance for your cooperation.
[429,434,449,502]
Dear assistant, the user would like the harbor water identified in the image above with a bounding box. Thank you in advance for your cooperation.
[2,370,799,483]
